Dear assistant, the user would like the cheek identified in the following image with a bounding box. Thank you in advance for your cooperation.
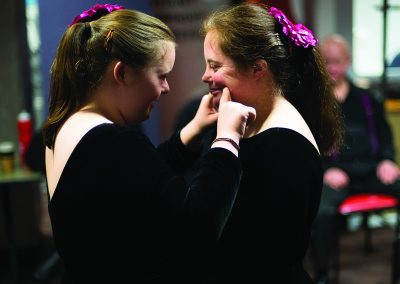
[338,65,348,74]
[143,80,160,98]
[212,72,226,84]
[330,64,345,73]
[327,65,340,77]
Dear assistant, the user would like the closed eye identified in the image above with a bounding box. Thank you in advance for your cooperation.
[209,63,221,71]
[207,59,221,72]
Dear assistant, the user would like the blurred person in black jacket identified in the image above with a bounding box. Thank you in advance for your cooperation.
[310,34,400,284]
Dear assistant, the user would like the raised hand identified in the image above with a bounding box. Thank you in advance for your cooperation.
[216,87,256,144]
[190,93,219,133]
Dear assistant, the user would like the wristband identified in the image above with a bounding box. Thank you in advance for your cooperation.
[212,137,240,151]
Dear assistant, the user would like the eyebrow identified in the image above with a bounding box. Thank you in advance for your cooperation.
[156,65,172,73]
[157,69,172,76]
[207,59,221,65]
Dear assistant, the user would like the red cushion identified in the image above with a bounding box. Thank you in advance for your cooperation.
[339,194,398,215]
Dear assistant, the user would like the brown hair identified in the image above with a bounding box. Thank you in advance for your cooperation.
[43,9,175,149]
[202,3,343,155]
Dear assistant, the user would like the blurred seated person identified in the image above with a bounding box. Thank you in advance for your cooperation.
[310,34,400,284]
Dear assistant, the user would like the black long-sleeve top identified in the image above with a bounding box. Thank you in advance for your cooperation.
[323,82,395,179]
[48,123,242,283]
[212,128,322,283]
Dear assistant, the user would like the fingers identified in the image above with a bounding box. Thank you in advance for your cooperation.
[219,87,232,105]
[246,106,256,124]
[198,93,214,110]
[206,92,215,110]
[219,88,255,125]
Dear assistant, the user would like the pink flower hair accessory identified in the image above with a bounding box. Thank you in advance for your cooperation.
[268,6,318,48]
[69,4,125,27]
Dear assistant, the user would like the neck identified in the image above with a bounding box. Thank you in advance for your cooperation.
[78,96,117,124]
[243,92,278,138]
[333,78,350,103]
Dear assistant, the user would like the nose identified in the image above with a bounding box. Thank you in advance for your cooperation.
[202,68,211,83]
[161,80,170,95]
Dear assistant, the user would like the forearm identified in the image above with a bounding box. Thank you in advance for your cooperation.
[157,131,201,173]
[180,119,204,151]
[183,148,242,240]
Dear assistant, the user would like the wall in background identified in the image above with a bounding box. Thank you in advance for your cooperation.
[0,0,29,152]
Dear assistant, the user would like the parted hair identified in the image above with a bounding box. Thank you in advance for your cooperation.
[43,9,175,149]
[202,3,343,155]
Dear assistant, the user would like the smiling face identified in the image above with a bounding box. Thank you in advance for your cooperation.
[202,31,251,109]
[118,41,175,124]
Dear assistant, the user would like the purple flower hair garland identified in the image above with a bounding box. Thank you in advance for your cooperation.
[69,4,125,27]
[268,6,318,48]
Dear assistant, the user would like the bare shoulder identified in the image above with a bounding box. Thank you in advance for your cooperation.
[46,112,112,199]
[266,99,320,154]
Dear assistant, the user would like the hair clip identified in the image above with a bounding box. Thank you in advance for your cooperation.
[268,6,318,48]
[104,29,115,53]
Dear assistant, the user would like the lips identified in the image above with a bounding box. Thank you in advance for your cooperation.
[209,88,223,110]
[209,88,223,96]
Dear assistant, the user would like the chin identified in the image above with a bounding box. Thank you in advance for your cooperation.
[211,94,222,110]
[130,111,149,124]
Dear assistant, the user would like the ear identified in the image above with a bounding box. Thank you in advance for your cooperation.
[251,58,268,80]
[113,61,126,84]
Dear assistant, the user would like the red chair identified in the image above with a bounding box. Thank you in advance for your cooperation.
[333,194,400,284]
